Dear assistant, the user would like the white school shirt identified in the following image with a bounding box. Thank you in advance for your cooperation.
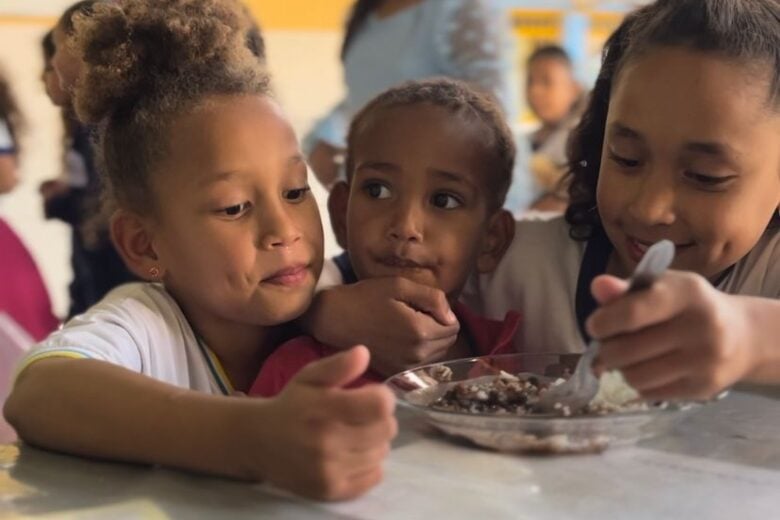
[16,283,234,395]
[460,216,780,355]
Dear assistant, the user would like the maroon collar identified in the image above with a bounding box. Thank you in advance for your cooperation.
[453,302,521,357]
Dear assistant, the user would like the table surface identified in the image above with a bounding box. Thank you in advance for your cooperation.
[1,385,779,520]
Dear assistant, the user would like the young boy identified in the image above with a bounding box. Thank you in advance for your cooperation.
[250,79,521,396]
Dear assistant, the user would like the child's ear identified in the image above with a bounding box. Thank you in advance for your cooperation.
[476,209,515,274]
[327,181,350,250]
[110,209,163,281]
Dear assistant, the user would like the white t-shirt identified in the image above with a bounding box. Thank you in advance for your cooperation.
[17,283,232,395]
[460,216,780,355]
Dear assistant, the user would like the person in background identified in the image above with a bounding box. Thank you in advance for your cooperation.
[40,1,136,319]
[525,45,583,212]
[305,0,534,214]
[0,71,59,341]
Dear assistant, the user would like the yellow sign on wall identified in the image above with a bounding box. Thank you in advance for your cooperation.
[511,9,564,42]
[244,0,353,30]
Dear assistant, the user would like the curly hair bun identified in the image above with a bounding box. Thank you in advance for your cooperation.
[73,0,258,124]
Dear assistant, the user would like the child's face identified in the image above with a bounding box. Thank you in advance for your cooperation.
[51,25,82,97]
[344,104,500,299]
[597,48,780,279]
[150,95,323,327]
[526,57,580,126]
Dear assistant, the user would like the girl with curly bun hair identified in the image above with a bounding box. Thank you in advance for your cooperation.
[5,0,395,501]
[302,0,780,401]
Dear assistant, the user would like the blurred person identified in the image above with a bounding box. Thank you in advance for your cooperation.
[0,71,59,342]
[305,0,534,213]
[525,45,583,212]
[41,2,136,319]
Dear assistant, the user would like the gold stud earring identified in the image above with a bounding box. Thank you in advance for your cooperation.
[149,266,161,279]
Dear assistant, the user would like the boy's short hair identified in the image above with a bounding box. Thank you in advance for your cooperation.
[527,44,573,68]
[346,78,516,211]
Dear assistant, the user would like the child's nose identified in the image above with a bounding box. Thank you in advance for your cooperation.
[258,203,302,250]
[387,202,423,243]
[627,173,676,226]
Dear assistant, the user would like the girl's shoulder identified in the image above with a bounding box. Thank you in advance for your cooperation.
[33,282,191,360]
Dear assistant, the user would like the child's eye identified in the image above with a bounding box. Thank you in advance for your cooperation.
[683,171,735,189]
[608,151,641,169]
[364,182,391,199]
[218,201,252,218]
[431,192,462,209]
[284,186,311,202]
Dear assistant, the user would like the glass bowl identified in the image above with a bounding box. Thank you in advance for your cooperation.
[385,353,701,454]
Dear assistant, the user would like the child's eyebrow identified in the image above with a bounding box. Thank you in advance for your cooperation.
[683,141,740,164]
[609,122,643,141]
[198,154,305,186]
[429,168,478,191]
[199,170,242,186]
[355,161,400,174]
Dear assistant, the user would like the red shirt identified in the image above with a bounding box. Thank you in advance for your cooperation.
[249,302,521,397]
[0,218,59,341]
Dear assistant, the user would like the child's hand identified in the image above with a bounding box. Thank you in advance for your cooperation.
[257,346,397,501]
[304,277,460,376]
[586,271,757,400]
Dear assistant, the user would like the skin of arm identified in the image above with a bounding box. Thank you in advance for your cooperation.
[4,347,397,501]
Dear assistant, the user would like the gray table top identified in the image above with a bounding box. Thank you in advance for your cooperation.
[1,386,778,519]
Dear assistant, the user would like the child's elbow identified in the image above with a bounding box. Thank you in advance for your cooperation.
[3,364,46,438]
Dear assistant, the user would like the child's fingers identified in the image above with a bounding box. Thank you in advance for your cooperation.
[338,466,384,501]
[598,319,685,369]
[618,350,691,393]
[590,274,630,305]
[341,442,392,476]
[328,386,397,426]
[587,273,690,339]
[293,345,370,389]
[390,277,458,326]
[640,378,705,401]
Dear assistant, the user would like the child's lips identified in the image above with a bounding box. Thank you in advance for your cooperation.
[626,236,693,262]
[376,255,432,270]
[262,264,310,287]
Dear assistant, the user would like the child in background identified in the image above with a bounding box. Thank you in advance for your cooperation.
[0,72,59,342]
[251,79,520,395]
[525,45,583,212]
[299,0,780,400]
[40,1,136,318]
[4,0,395,501]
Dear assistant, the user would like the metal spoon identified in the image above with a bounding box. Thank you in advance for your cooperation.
[536,239,675,413]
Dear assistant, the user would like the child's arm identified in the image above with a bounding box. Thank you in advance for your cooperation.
[587,271,780,400]
[4,346,396,501]
[300,277,460,376]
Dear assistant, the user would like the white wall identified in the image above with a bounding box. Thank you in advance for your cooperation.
[0,24,345,317]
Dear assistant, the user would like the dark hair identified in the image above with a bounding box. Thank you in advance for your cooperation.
[527,44,572,67]
[341,0,381,61]
[58,0,99,35]
[0,72,23,155]
[42,30,56,63]
[565,0,780,241]
[346,78,516,210]
[71,0,269,218]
